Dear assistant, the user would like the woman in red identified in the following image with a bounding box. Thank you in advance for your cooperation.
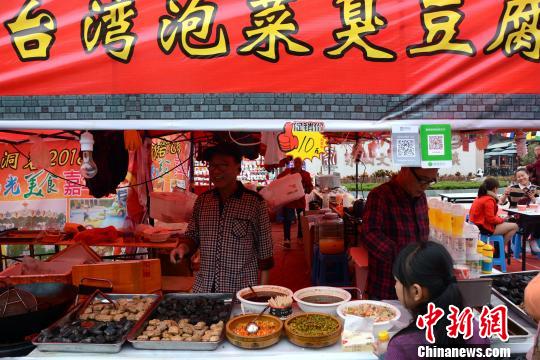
[469,177,518,245]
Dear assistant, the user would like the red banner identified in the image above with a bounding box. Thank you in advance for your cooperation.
[0,0,538,95]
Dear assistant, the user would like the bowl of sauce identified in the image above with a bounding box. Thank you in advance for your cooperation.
[293,286,351,315]
[237,285,293,314]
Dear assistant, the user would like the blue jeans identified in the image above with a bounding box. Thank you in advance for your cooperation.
[283,208,304,241]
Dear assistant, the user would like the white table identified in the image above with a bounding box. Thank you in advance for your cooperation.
[24,301,409,360]
[439,192,478,203]
[22,297,536,359]
[503,208,540,271]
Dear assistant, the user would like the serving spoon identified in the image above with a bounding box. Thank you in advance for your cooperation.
[246,305,270,334]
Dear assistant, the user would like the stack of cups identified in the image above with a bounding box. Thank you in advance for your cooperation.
[451,204,468,265]
[464,222,480,278]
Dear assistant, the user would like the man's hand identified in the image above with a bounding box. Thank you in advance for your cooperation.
[278,123,298,152]
[170,243,188,264]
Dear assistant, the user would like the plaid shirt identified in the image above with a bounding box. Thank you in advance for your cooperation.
[361,178,429,300]
[180,182,274,294]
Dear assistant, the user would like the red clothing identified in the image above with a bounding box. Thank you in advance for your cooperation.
[469,194,504,234]
[526,158,540,186]
[361,178,429,300]
[277,168,314,209]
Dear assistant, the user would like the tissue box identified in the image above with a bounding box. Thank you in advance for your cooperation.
[341,330,374,352]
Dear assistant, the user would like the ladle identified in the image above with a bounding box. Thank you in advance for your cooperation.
[245,305,270,334]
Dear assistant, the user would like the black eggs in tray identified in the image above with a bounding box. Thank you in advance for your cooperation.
[37,319,135,344]
[155,297,230,325]
[492,273,536,305]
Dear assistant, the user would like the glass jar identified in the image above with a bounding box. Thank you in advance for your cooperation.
[318,213,344,254]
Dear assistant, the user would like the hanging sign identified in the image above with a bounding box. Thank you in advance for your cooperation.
[277,121,327,161]
[391,125,421,167]
[420,124,452,168]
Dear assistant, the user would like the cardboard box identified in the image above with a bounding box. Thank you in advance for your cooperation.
[72,259,162,294]
[0,243,101,285]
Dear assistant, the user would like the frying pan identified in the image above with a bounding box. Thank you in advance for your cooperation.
[0,282,77,342]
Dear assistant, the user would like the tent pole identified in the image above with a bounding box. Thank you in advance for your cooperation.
[189,131,195,192]
[355,134,359,199]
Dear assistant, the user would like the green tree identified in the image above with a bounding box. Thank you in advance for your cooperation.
[520,142,540,166]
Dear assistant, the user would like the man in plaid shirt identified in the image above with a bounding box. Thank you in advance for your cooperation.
[362,167,437,300]
[170,144,274,294]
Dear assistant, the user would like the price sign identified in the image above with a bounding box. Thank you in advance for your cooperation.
[277,121,327,161]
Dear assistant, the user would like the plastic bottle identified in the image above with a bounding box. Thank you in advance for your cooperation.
[376,331,390,355]
[318,213,344,254]
[481,244,494,274]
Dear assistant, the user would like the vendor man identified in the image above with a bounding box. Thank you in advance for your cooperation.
[170,143,274,293]
[362,167,437,300]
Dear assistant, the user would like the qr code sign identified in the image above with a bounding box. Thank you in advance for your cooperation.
[397,139,416,158]
[427,134,444,155]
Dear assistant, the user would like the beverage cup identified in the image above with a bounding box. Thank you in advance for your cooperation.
[517,204,527,212]
[453,264,470,280]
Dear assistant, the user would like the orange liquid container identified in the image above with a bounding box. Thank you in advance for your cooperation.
[318,213,344,254]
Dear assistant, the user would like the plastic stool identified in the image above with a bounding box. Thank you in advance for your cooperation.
[314,248,350,286]
[480,234,506,272]
[511,233,522,260]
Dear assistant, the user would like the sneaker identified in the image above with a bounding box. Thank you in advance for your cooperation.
[283,240,291,249]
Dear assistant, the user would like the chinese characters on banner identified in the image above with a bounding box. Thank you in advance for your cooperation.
[0,0,538,95]
[151,136,190,192]
[417,303,509,343]
[0,141,85,201]
[278,121,328,161]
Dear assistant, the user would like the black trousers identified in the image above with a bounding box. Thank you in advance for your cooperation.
[283,208,304,241]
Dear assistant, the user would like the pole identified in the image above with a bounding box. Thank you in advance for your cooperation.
[355,134,359,199]
[189,131,195,192]
[328,144,332,175]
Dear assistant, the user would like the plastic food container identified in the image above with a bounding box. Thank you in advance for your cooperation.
[336,300,400,333]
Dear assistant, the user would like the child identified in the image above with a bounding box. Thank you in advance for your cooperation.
[469,177,518,245]
[374,241,489,359]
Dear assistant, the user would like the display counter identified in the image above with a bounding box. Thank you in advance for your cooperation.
[21,297,535,359]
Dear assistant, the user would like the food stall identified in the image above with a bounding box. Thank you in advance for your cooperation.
[2,0,540,356]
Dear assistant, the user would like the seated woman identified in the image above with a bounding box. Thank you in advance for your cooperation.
[374,242,489,359]
[499,168,540,254]
[469,177,518,246]
[499,168,540,207]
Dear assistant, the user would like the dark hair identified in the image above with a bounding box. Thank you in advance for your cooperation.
[478,176,499,196]
[202,143,242,164]
[391,241,465,347]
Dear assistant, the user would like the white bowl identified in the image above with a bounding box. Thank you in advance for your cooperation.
[236,285,293,314]
[293,286,352,315]
[336,300,401,333]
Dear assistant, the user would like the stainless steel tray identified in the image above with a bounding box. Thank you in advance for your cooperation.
[33,293,160,353]
[484,270,539,328]
[128,292,233,350]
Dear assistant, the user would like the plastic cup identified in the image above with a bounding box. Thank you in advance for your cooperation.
[517,204,527,211]
[529,203,538,211]
[453,265,470,280]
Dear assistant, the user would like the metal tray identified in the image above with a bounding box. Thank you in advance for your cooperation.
[128,292,233,350]
[32,293,160,353]
[484,270,539,328]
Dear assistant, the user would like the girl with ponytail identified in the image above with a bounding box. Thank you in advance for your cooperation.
[374,241,488,359]
[469,176,518,246]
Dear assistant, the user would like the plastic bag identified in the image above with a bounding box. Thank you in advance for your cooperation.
[150,191,197,223]
[260,173,304,210]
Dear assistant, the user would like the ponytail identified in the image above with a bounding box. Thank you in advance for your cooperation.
[478,177,499,197]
